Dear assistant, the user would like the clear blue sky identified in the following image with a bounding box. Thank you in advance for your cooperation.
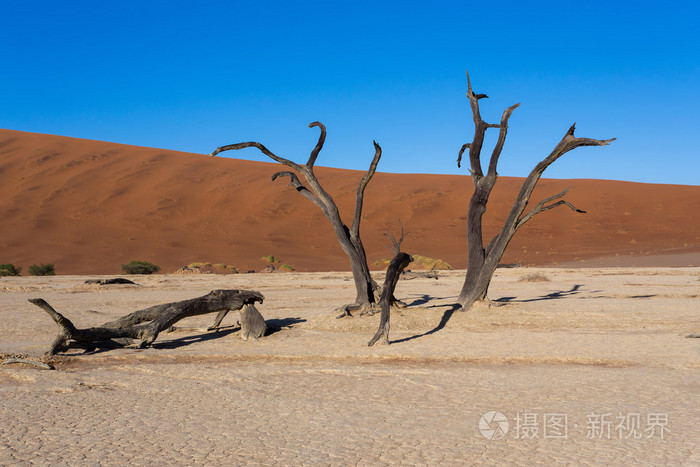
[2,1,698,185]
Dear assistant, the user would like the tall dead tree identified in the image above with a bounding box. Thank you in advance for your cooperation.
[458,73,614,311]
[211,122,381,313]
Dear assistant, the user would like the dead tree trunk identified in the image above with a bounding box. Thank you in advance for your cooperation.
[368,230,412,345]
[211,122,381,313]
[367,252,413,346]
[29,289,264,355]
[457,72,615,311]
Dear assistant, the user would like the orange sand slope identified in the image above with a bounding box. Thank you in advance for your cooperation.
[1,128,698,274]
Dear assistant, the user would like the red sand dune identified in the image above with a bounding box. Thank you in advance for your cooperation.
[1,128,699,274]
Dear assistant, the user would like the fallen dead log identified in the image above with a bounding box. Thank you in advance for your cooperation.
[29,289,265,355]
[84,278,137,285]
[368,252,413,346]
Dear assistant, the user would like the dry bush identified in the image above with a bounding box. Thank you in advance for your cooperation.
[374,254,451,270]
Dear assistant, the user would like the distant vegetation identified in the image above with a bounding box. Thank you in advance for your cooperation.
[0,264,21,276]
[121,260,161,275]
[261,255,280,264]
[184,262,238,274]
[29,263,55,276]
[375,254,451,270]
[261,255,294,272]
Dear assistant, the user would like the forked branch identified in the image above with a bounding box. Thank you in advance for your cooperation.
[384,222,409,255]
[271,171,326,211]
[515,188,586,231]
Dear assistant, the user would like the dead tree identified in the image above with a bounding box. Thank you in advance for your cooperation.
[211,122,381,314]
[368,231,413,346]
[29,289,265,355]
[457,73,614,311]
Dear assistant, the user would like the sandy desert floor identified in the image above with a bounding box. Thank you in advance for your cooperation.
[1,267,699,465]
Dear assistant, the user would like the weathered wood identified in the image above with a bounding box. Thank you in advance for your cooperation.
[29,289,264,355]
[457,72,614,311]
[239,303,267,340]
[211,122,381,310]
[368,252,413,346]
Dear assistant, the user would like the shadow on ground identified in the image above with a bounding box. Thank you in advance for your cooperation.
[495,284,586,303]
[392,303,461,344]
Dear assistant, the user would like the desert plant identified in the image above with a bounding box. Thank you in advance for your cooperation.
[0,264,21,276]
[280,264,295,272]
[29,263,55,276]
[121,260,161,275]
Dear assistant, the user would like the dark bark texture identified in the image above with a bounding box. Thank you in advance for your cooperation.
[29,289,265,355]
[368,252,413,346]
[211,122,381,312]
[458,72,615,311]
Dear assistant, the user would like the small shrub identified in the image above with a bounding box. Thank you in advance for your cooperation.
[121,260,161,275]
[261,255,280,264]
[519,273,550,282]
[280,264,295,272]
[0,264,21,276]
[29,263,55,276]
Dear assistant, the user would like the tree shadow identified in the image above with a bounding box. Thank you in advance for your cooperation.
[264,317,306,336]
[404,294,459,308]
[153,327,240,349]
[73,318,307,354]
[391,303,461,344]
[494,284,585,303]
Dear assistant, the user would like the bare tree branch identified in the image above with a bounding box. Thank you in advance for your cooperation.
[384,221,409,255]
[515,188,586,230]
[306,121,326,168]
[486,103,521,178]
[535,123,616,172]
[457,143,470,168]
[350,141,382,237]
[271,171,326,212]
[210,142,304,173]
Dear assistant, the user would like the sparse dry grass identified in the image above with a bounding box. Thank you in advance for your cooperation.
[519,272,550,282]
